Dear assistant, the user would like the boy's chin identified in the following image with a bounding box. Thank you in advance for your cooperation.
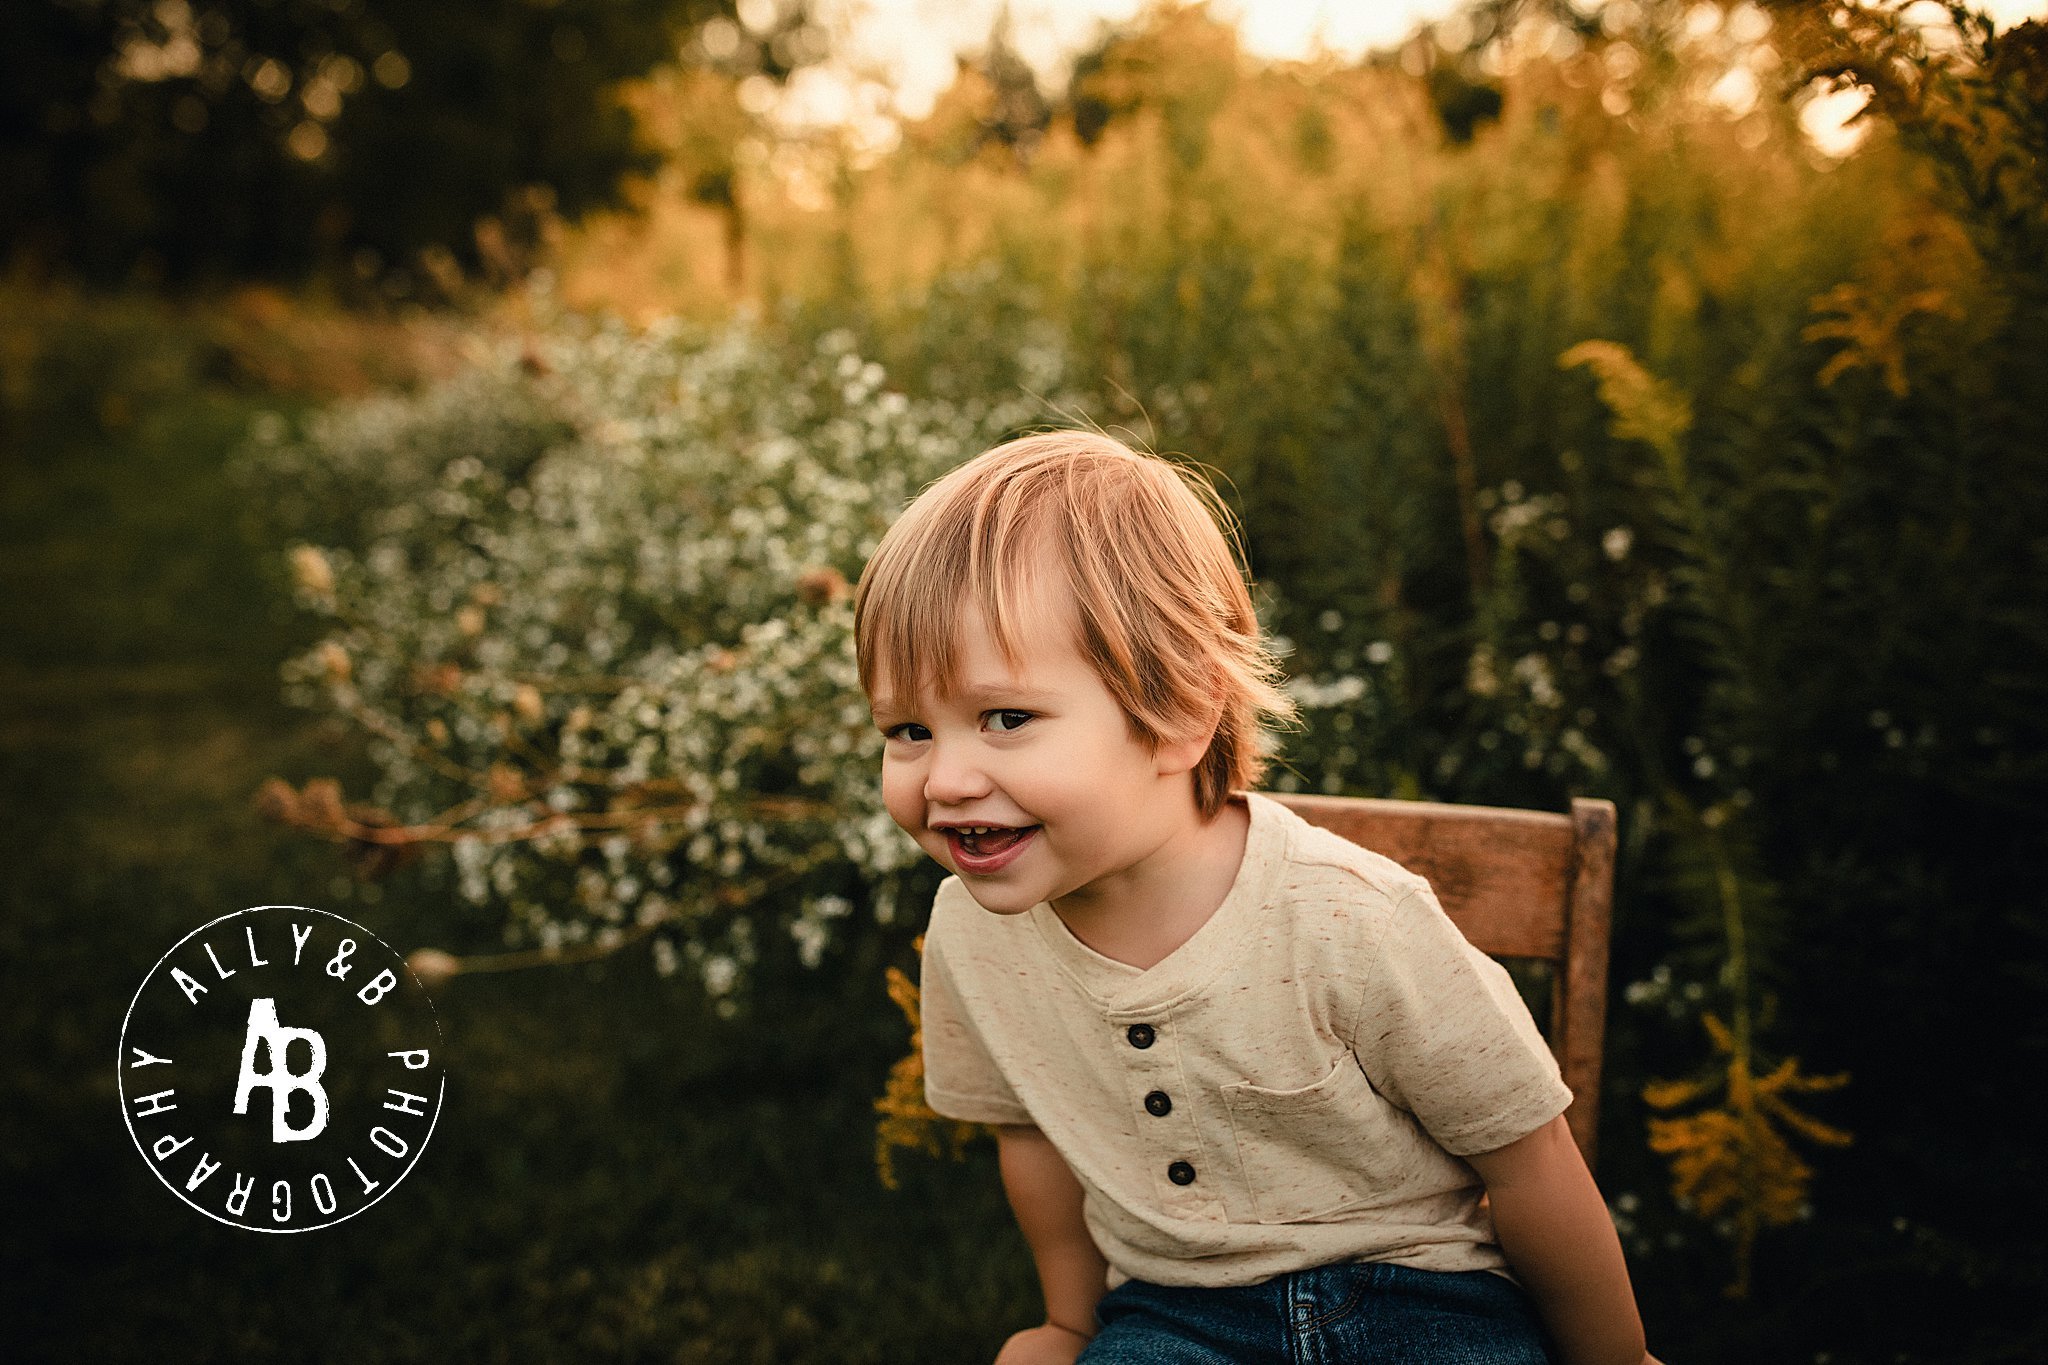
[957,885,1040,916]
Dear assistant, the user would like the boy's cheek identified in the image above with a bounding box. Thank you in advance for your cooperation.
[878,775,925,840]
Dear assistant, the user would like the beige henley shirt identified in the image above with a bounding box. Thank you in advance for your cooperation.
[919,789,1575,1289]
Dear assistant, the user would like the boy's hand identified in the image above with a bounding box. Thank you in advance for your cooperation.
[993,1321,1091,1365]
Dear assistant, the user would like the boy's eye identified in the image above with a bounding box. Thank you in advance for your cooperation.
[882,723,930,743]
[986,709,1033,733]
[880,711,1032,742]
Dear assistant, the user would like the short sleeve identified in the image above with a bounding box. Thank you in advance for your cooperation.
[1348,884,1574,1156]
[919,916,1033,1127]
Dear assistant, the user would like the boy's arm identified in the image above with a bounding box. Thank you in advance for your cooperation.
[1463,1114,1656,1365]
[994,1123,1109,1361]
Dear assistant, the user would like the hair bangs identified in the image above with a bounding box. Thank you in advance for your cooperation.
[855,478,1069,715]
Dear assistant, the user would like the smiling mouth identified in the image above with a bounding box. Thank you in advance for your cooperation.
[950,822,1032,855]
[944,826,1040,859]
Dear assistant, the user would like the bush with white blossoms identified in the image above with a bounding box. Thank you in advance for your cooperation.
[244,314,1074,1006]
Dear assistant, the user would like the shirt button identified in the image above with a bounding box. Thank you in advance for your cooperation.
[1144,1090,1172,1117]
[1126,1023,1155,1049]
[1168,1161,1196,1185]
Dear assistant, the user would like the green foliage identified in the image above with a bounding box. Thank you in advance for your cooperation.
[0,0,777,287]
[0,282,456,667]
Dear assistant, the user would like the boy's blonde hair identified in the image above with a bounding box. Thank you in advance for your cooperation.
[855,430,1300,821]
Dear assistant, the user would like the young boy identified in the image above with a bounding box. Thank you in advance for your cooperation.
[855,431,1655,1365]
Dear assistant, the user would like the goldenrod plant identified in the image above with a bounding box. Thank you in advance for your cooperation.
[1641,796,1853,1299]
[873,937,988,1191]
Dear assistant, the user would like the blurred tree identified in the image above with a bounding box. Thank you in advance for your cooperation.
[902,7,1051,168]
[0,0,822,290]
[978,5,1053,164]
[1063,3,1240,164]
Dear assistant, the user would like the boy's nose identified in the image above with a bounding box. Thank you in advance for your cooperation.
[922,742,992,804]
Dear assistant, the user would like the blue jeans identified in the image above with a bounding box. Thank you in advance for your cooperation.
[1076,1260,1557,1365]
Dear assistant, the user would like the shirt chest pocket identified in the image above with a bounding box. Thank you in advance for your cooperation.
[1221,1054,1408,1224]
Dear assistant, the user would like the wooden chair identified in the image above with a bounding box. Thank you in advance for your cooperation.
[1266,792,1617,1172]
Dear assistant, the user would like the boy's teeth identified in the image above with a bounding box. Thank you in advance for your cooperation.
[956,825,1031,855]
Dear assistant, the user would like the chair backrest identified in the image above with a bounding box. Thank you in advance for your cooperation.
[1265,792,1616,1171]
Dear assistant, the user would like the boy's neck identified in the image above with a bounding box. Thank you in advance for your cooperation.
[1048,794,1252,972]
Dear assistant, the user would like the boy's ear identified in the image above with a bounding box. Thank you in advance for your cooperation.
[1153,732,1207,777]
[1152,703,1224,778]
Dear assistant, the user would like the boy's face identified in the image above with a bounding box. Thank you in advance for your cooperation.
[868,582,1208,917]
